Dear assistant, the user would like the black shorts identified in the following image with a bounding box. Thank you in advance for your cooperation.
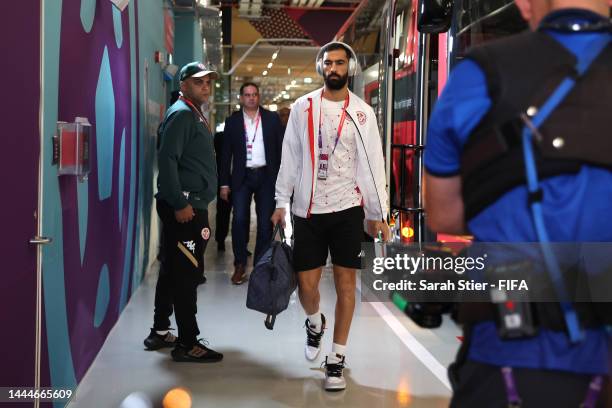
[292,206,365,272]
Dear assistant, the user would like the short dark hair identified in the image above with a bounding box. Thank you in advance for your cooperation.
[322,43,352,61]
[240,82,260,95]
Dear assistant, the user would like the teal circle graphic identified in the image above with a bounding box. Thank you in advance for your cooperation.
[95,46,115,201]
[119,128,126,226]
[80,0,96,33]
[94,264,110,328]
[112,7,123,48]
[77,178,88,264]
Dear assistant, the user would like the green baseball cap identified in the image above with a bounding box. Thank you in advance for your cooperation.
[178,61,218,82]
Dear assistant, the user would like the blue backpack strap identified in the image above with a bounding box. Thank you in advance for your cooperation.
[520,35,611,344]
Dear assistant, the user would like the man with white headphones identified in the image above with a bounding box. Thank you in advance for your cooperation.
[272,41,389,391]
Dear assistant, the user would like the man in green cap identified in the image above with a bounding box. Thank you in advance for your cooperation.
[143,61,223,363]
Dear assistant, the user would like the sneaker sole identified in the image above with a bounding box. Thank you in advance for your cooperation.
[324,383,346,392]
[305,347,321,361]
[171,355,223,363]
[144,341,175,351]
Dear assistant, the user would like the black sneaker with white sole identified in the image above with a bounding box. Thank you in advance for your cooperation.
[143,329,178,350]
[304,314,326,361]
[171,340,224,363]
[324,354,347,391]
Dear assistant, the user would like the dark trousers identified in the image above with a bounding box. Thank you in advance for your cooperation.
[153,200,210,347]
[215,193,231,243]
[231,167,275,266]
[215,191,250,244]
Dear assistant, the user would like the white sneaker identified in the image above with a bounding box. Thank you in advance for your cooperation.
[324,354,346,391]
[304,314,326,361]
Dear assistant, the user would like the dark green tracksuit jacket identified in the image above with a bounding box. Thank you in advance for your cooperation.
[156,100,217,210]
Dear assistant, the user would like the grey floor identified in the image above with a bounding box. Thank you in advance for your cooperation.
[68,205,460,408]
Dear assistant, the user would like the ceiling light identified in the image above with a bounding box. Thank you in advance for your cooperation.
[285,85,291,90]
[287,67,291,75]
[272,49,279,60]
[291,80,296,85]
[267,62,273,69]
[281,90,287,95]
[215,83,220,88]
[269,104,278,111]
[235,104,240,109]
[283,94,290,100]
[304,77,312,84]
[262,70,268,76]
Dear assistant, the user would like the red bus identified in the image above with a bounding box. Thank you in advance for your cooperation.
[342,0,527,243]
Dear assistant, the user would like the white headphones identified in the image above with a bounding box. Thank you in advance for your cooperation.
[315,41,359,77]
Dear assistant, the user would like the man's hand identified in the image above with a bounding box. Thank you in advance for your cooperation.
[220,186,231,202]
[367,220,390,242]
[175,204,195,223]
[271,208,287,228]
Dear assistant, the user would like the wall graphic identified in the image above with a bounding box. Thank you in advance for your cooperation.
[37,1,163,406]
[3,0,179,405]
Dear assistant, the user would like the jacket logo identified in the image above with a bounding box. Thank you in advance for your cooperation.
[356,111,367,125]
[201,228,210,240]
[183,240,196,253]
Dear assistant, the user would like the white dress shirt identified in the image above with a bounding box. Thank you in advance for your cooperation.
[243,109,266,168]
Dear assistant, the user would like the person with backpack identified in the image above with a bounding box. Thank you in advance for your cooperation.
[425,1,612,405]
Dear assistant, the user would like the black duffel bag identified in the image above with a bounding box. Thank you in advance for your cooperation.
[246,224,296,330]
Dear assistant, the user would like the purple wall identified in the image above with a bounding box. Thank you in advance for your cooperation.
[0,1,40,397]
[57,0,135,379]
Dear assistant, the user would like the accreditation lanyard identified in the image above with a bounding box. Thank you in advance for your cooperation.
[180,96,211,132]
[317,92,349,180]
[244,111,261,163]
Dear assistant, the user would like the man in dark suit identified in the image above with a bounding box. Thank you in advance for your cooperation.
[219,82,284,284]
[213,131,230,251]
[214,131,250,254]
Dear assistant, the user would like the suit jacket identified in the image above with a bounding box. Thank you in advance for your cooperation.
[214,131,224,168]
[219,107,284,191]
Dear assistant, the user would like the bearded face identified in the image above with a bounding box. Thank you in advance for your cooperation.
[324,70,349,90]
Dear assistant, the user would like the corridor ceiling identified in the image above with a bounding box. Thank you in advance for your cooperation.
[170,0,364,105]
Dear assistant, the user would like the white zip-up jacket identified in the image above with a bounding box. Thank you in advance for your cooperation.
[275,88,388,221]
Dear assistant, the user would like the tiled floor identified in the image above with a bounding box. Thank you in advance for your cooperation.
[68,205,460,407]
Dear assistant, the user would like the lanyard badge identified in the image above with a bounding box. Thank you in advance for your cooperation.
[244,112,261,164]
[318,153,329,180]
[317,91,349,180]
[246,143,253,161]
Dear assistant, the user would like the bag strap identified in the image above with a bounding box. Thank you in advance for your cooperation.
[501,367,604,407]
[271,223,286,243]
[520,35,610,343]
[264,224,286,331]
[501,367,522,407]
